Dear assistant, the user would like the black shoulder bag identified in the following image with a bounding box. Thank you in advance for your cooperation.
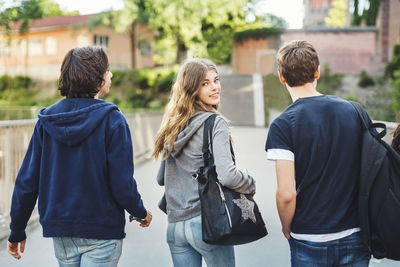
[194,114,268,245]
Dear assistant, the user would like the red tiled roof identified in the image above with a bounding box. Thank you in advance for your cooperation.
[10,14,95,31]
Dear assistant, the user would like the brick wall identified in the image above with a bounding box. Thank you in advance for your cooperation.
[282,28,380,74]
[231,28,381,75]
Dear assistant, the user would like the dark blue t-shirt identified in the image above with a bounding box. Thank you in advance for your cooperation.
[265,95,362,234]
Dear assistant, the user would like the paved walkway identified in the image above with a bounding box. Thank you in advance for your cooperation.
[0,127,397,266]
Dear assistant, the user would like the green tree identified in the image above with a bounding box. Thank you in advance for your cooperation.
[325,0,348,28]
[0,0,69,38]
[201,1,251,64]
[89,0,150,68]
[147,0,248,64]
[384,45,400,80]
[351,0,362,26]
[39,0,77,17]
[363,0,380,26]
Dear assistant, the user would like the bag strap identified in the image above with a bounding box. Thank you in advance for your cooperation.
[202,114,217,167]
[350,101,387,139]
[202,114,236,167]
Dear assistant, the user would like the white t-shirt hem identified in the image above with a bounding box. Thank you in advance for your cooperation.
[290,227,361,242]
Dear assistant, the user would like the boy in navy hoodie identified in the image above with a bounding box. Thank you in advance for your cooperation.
[265,40,371,266]
[7,46,152,266]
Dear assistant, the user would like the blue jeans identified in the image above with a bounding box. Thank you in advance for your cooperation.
[167,215,235,267]
[52,237,123,267]
[289,232,371,267]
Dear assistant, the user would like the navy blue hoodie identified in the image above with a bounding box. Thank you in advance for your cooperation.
[8,98,147,242]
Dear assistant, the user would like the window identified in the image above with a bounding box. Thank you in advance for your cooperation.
[45,37,57,55]
[29,39,43,55]
[138,39,151,56]
[94,35,109,50]
[21,40,27,55]
[0,41,10,56]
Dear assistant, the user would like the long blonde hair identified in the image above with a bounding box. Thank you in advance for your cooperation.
[152,58,219,159]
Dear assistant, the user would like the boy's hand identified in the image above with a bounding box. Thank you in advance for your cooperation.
[129,211,152,227]
[7,240,26,259]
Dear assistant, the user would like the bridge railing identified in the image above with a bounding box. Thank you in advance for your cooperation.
[0,112,163,241]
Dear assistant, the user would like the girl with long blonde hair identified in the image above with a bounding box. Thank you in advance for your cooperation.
[153,58,256,267]
[392,123,400,154]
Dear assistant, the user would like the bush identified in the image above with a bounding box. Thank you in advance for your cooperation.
[344,94,360,102]
[318,64,343,94]
[384,44,400,79]
[127,88,154,109]
[233,27,283,43]
[0,75,13,91]
[0,74,32,91]
[127,69,151,89]
[154,70,176,93]
[391,70,400,113]
[14,75,32,89]
[358,70,375,87]
[263,73,290,111]
[110,70,126,87]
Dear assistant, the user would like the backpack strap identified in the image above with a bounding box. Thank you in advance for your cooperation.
[350,101,387,139]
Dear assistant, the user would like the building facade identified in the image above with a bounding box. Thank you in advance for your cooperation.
[0,14,154,80]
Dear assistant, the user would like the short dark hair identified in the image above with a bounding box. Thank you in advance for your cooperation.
[277,40,319,87]
[58,46,109,98]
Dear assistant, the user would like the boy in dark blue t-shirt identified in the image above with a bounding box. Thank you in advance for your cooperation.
[265,40,371,266]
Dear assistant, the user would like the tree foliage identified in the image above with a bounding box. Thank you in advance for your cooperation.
[0,0,71,37]
[351,0,362,26]
[351,0,380,26]
[385,45,400,80]
[363,0,380,26]
[145,0,260,64]
[233,27,283,43]
[89,0,150,68]
[325,0,348,28]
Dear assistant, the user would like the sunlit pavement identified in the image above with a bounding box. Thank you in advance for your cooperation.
[0,127,397,266]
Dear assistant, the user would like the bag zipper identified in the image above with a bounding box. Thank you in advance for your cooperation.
[216,181,232,228]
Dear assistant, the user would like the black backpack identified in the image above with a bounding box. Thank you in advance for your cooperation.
[351,102,400,260]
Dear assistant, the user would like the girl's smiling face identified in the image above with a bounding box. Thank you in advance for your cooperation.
[198,70,221,106]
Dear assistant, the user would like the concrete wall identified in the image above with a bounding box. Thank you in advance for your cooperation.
[231,37,280,75]
[219,74,257,126]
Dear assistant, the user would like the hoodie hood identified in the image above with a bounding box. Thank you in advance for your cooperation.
[38,98,118,146]
[171,111,214,157]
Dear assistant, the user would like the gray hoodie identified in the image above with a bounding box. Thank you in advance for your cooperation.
[157,111,256,223]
